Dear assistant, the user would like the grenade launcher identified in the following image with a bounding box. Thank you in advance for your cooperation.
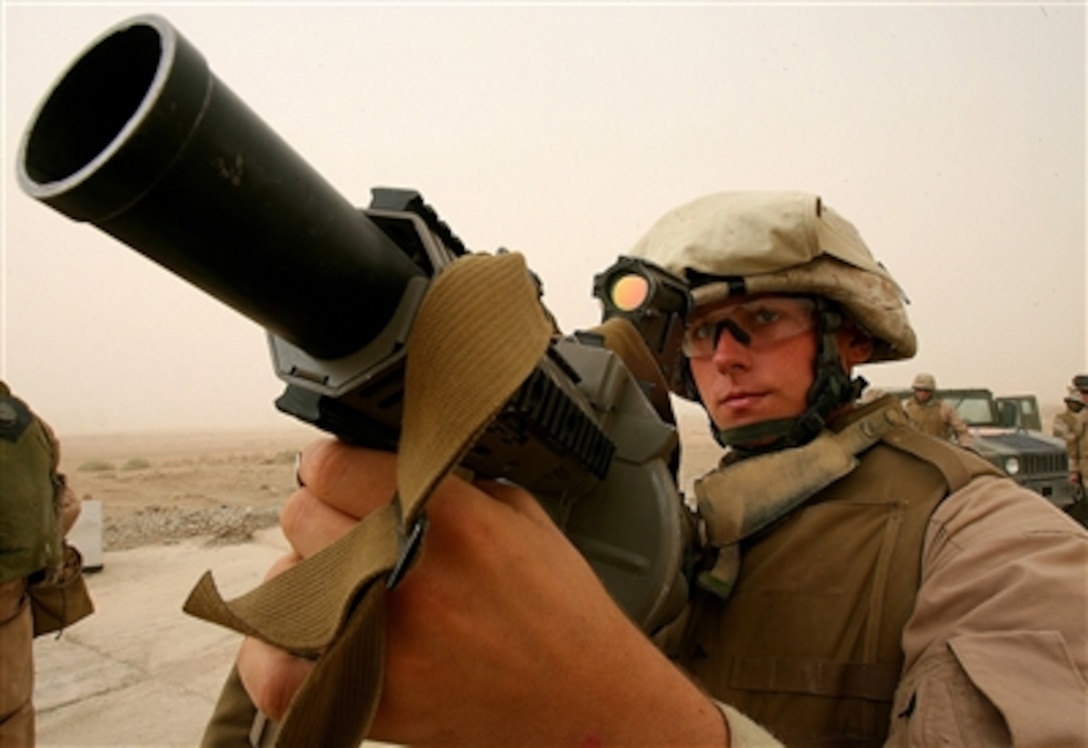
[16,15,693,633]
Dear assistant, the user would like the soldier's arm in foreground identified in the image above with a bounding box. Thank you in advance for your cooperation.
[889,476,1088,746]
[237,438,729,747]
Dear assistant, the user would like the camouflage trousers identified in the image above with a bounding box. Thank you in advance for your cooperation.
[0,578,34,747]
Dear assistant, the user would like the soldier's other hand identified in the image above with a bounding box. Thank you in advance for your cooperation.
[237,437,394,721]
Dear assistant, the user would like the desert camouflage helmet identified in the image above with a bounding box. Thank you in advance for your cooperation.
[912,372,937,391]
[629,191,917,364]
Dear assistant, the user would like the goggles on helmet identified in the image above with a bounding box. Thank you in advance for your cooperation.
[681,295,816,359]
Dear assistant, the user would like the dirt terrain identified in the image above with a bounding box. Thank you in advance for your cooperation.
[58,426,322,550]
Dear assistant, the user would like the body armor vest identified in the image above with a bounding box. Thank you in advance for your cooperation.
[0,391,62,584]
[680,401,1001,747]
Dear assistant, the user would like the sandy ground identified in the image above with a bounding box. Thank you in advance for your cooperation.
[57,426,320,548]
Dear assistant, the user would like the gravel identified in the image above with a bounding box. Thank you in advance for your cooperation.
[104,504,283,550]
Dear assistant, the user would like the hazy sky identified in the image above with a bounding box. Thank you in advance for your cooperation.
[2,2,1085,435]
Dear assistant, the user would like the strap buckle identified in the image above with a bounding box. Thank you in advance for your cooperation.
[386,510,428,590]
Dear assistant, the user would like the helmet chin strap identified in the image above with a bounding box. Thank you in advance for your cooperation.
[711,299,866,457]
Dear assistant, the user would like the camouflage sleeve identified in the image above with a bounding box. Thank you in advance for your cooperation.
[1060,416,1080,471]
[1052,415,1071,441]
[31,418,81,534]
[1072,412,1088,473]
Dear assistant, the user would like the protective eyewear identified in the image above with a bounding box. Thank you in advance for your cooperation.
[682,296,817,359]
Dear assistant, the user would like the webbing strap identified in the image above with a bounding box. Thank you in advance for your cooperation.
[396,253,556,525]
[186,252,554,748]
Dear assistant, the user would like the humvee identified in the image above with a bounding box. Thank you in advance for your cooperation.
[892,388,1076,515]
[993,394,1043,431]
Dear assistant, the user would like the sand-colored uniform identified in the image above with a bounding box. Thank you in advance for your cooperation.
[1052,407,1084,473]
[1078,409,1088,476]
[0,384,81,748]
[679,397,1088,747]
[902,397,973,448]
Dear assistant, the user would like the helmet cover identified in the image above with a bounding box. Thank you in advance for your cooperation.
[629,191,917,365]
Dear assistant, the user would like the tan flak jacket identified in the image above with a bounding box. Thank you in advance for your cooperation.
[719,470,1088,747]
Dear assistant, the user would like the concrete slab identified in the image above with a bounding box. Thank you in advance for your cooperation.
[33,529,287,747]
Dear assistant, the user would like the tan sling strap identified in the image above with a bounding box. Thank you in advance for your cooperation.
[694,401,908,598]
[186,251,555,748]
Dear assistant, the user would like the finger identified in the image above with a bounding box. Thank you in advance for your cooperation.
[280,487,360,560]
[296,438,398,519]
[237,636,314,722]
[239,553,312,720]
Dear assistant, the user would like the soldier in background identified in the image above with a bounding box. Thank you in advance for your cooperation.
[1070,376,1088,504]
[0,381,91,747]
[902,372,973,447]
[1052,386,1084,490]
